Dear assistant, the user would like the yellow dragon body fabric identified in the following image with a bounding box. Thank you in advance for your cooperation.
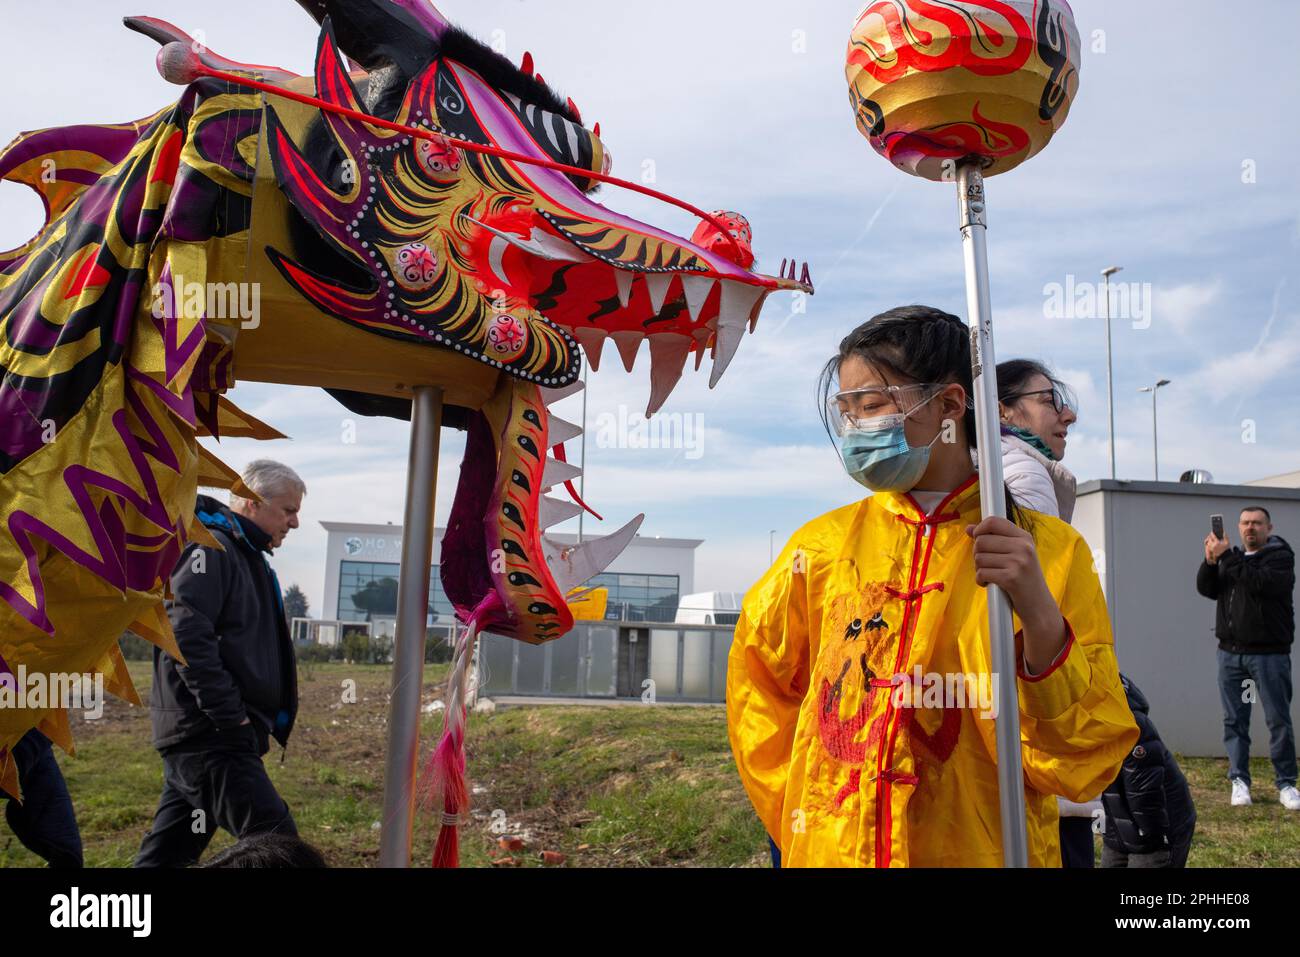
[0,3,814,809]
[727,475,1139,867]
[0,80,277,797]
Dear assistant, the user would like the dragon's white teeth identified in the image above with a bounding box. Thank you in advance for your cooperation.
[545,412,583,445]
[541,380,584,405]
[748,289,771,334]
[691,327,711,372]
[487,236,511,288]
[643,272,673,313]
[613,268,634,308]
[572,327,607,371]
[539,494,583,530]
[645,332,691,417]
[708,281,766,389]
[541,455,583,491]
[543,513,646,595]
[680,275,715,323]
[610,330,643,372]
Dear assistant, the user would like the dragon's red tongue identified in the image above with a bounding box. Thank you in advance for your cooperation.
[690,210,755,269]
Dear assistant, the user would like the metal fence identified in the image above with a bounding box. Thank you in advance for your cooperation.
[291,618,370,647]
[479,621,736,703]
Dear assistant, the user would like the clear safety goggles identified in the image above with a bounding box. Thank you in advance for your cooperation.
[827,383,951,437]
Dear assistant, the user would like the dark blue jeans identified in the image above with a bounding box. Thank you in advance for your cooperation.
[1217,649,1296,789]
[3,729,83,867]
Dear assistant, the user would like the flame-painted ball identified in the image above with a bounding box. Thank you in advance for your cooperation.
[392,242,439,292]
[487,313,529,360]
[845,0,1080,181]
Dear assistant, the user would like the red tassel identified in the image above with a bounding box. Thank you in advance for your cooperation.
[425,717,468,868]
[419,595,496,867]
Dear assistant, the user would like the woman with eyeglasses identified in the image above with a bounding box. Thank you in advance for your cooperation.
[995,360,1098,867]
[998,360,1080,521]
[726,305,1136,867]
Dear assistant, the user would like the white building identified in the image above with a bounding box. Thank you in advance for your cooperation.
[319,520,700,633]
[314,520,743,702]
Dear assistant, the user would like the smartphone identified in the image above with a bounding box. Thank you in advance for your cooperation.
[1211,514,1225,541]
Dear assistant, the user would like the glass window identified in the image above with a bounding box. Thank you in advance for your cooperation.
[338,560,400,621]
[515,641,546,694]
[650,629,680,698]
[549,638,580,695]
[680,630,712,698]
[585,626,617,696]
[481,634,515,694]
[710,631,731,699]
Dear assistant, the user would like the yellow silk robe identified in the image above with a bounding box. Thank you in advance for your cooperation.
[727,475,1139,867]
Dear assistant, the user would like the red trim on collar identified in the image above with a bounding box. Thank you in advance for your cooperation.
[902,472,979,520]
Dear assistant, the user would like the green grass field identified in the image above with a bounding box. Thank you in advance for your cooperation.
[2,661,1296,867]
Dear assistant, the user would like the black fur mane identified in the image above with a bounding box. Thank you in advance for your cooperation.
[438,25,581,127]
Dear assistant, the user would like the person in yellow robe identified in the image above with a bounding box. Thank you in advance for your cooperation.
[727,305,1138,867]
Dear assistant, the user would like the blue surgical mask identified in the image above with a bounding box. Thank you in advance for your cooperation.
[838,394,942,492]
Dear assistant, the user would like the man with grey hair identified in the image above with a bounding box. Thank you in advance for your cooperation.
[135,459,306,866]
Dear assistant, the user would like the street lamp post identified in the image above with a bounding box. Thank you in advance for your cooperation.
[1102,266,1123,479]
[1138,378,1171,480]
[769,529,776,564]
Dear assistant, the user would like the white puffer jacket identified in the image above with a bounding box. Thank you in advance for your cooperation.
[1000,432,1077,522]
[1001,431,1099,826]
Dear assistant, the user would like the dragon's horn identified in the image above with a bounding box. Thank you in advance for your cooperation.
[542,515,645,597]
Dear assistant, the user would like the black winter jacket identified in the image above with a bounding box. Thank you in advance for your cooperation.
[149,494,298,753]
[1195,535,1295,654]
[1101,675,1195,854]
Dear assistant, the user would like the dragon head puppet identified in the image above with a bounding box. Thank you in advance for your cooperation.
[0,0,812,808]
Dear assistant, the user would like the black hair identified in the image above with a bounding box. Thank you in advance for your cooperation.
[997,358,1077,413]
[201,832,329,868]
[818,304,1028,527]
[1241,505,1272,522]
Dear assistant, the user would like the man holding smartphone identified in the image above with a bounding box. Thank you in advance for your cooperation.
[1196,506,1299,810]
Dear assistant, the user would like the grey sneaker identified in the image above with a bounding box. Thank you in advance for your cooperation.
[1231,778,1252,806]
[1280,786,1300,811]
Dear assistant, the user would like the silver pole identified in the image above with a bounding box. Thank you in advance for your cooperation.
[1104,273,1114,479]
[379,384,444,867]
[956,162,1028,868]
[578,364,588,545]
[1151,388,1159,481]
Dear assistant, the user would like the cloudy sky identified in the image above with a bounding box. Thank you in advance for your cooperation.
[2,0,1297,614]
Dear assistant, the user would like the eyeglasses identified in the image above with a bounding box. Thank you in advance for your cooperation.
[827,383,958,436]
[1004,386,1076,415]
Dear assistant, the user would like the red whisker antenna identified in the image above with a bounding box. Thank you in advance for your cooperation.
[155,42,751,276]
